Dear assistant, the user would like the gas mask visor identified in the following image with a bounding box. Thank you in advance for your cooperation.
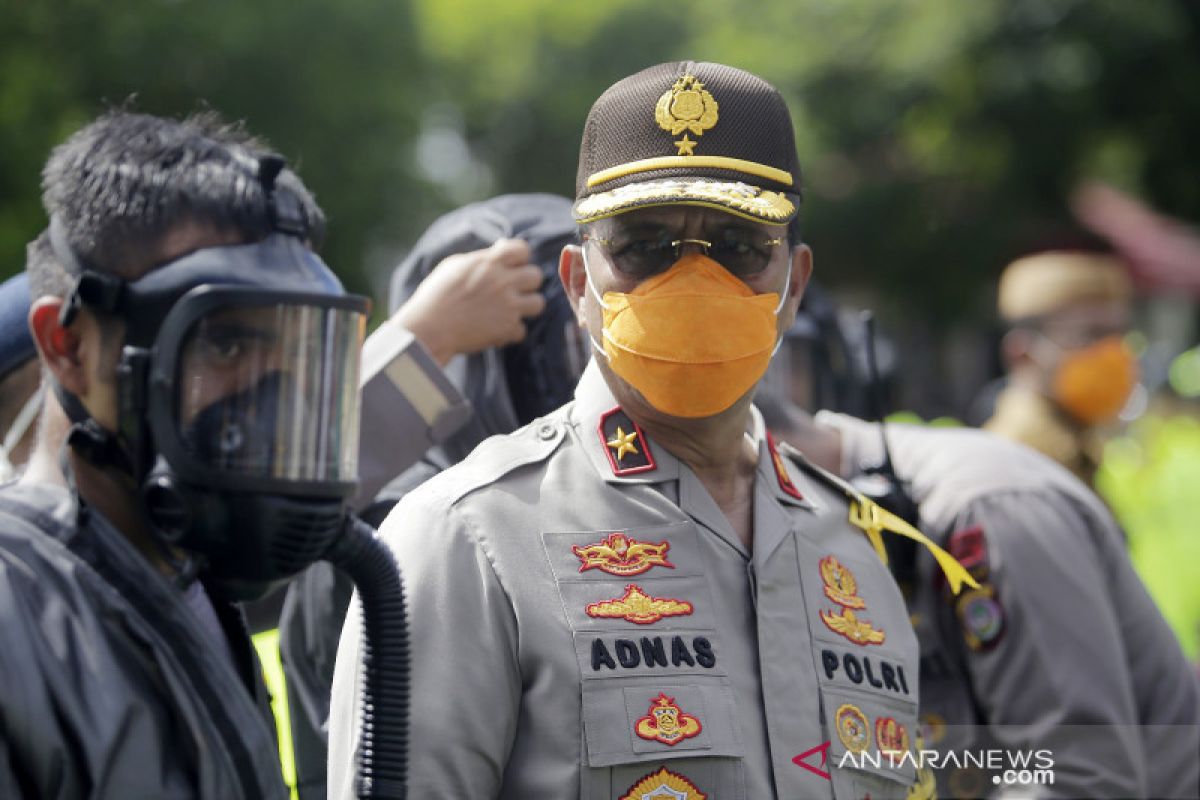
[147,286,367,499]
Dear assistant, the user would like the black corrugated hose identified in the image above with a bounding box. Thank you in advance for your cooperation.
[325,516,409,799]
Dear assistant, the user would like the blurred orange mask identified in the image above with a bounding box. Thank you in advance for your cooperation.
[585,251,787,418]
[1052,336,1139,425]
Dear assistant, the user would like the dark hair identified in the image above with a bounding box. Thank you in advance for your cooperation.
[25,230,73,300]
[40,110,326,282]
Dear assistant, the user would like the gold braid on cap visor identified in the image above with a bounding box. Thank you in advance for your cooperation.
[575,177,796,224]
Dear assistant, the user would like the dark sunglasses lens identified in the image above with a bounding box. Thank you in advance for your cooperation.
[613,238,677,278]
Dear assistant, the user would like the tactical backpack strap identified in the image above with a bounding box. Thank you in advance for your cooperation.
[778,441,979,596]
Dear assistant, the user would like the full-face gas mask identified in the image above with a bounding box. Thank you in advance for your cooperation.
[49,157,369,599]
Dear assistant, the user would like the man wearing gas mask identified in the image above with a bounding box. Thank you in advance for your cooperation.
[329,62,977,800]
[984,250,1137,489]
[281,192,586,800]
[757,300,1200,799]
[0,111,375,798]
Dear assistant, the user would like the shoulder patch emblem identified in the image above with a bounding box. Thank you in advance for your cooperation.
[574,533,674,576]
[599,407,657,476]
[817,556,886,645]
[874,716,910,756]
[585,583,693,625]
[947,524,989,579]
[835,703,871,753]
[620,766,707,800]
[956,585,1005,651]
[766,432,804,500]
[635,693,703,746]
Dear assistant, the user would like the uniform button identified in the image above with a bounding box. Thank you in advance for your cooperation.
[538,423,557,440]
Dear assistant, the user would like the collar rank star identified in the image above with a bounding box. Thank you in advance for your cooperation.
[635,693,703,746]
[599,407,657,476]
[573,532,673,576]
[620,767,707,800]
[585,583,694,625]
[817,555,887,646]
[655,73,719,156]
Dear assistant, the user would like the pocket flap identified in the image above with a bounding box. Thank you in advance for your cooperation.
[582,679,743,768]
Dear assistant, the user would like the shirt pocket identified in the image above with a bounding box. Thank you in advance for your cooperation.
[822,684,921,800]
[580,677,745,800]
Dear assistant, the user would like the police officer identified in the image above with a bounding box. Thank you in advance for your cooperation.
[983,250,1136,488]
[758,313,1200,798]
[0,111,371,798]
[281,193,586,799]
[329,61,973,799]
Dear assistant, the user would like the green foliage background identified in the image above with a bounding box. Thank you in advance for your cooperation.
[3,0,1199,413]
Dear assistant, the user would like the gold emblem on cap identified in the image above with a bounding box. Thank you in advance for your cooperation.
[655,74,719,156]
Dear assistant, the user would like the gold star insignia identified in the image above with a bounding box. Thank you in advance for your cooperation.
[606,426,639,462]
[675,133,696,156]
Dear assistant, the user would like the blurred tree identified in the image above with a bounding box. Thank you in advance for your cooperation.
[3,0,1199,412]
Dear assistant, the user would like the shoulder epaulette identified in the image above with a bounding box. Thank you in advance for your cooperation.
[777,441,978,596]
[430,418,567,508]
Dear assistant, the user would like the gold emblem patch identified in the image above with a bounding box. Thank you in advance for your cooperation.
[585,583,694,625]
[574,533,674,576]
[655,74,719,156]
[817,556,887,646]
[619,766,707,800]
[606,425,640,462]
[875,716,910,756]
[635,693,703,746]
[819,555,866,609]
[820,607,887,646]
[835,703,871,753]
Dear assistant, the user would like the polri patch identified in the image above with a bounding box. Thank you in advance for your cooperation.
[835,703,871,753]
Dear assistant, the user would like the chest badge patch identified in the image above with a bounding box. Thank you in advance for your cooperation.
[586,583,693,625]
[619,766,707,800]
[574,533,674,576]
[835,703,871,753]
[875,716,910,756]
[817,556,886,646]
[635,693,703,746]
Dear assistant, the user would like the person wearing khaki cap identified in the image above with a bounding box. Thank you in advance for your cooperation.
[328,61,977,799]
[985,250,1136,487]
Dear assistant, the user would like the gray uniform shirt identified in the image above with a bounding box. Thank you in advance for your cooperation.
[329,364,925,800]
[820,413,1200,799]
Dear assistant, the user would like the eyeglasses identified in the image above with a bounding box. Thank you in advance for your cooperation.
[584,230,785,280]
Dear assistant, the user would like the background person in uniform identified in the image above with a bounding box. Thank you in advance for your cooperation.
[983,250,1136,488]
[329,60,974,800]
[758,305,1200,799]
[0,273,43,481]
[0,110,369,798]
[280,193,585,800]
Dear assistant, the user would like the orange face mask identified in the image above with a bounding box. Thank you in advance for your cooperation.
[585,252,787,418]
[1052,336,1139,425]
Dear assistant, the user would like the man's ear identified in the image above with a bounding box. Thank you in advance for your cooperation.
[29,297,87,395]
[559,244,588,327]
[781,244,814,329]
